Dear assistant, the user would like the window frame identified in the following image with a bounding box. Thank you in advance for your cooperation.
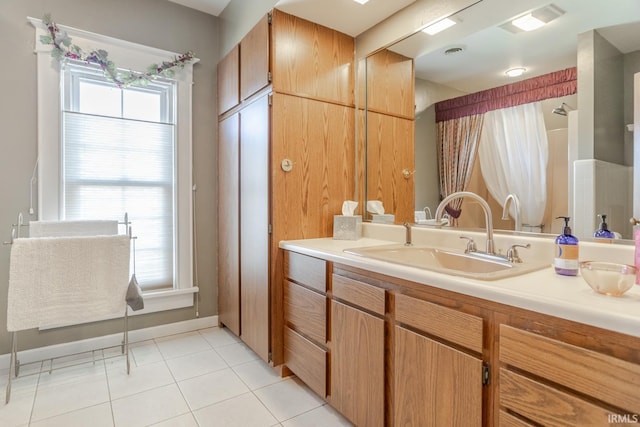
[30,17,198,314]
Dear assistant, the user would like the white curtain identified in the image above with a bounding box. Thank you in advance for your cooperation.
[479,102,548,227]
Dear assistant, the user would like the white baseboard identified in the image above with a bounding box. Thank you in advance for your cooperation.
[0,315,218,370]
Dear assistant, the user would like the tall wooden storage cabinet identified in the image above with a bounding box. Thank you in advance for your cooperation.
[364,48,415,224]
[217,9,355,364]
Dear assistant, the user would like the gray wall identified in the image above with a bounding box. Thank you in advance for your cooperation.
[578,29,626,165]
[624,50,640,164]
[0,0,218,353]
[414,106,439,214]
[593,31,625,165]
[219,0,278,56]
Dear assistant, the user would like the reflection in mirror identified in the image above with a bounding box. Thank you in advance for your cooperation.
[365,0,640,241]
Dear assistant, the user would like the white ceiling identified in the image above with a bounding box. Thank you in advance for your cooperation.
[167,0,640,94]
[167,0,232,16]
[391,0,640,93]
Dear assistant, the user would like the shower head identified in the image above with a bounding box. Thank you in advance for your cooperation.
[552,102,573,116]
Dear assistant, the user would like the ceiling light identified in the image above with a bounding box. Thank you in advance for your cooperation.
[353,0,370,4]
[499,4,565,34]
[422,18,456,35]
[512,13,545,31]
[505,67,526,77]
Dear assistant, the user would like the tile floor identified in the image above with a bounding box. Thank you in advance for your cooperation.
[0,327,353,426]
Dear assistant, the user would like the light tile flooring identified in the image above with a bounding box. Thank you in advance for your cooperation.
[0,327,353,426]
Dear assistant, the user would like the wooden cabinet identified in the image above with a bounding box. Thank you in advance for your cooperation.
[283,252,328,397]
[271,92,355,242]
[366,49,414,118]
[281,253,640,426]
[363,48,415,224]
[217,45,239,115]
[330,273,385,427]
[238,94,270,362]
[394,293,483,426]
[498,323,640,426]
[272,9,354,105]
[240,14,270,101]
[217,114,240,335]
[366,111,415,224]
[217,9,355,364]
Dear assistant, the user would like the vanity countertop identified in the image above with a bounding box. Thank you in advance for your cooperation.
[280,235,640,338]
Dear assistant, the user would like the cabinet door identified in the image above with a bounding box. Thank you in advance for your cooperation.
[366,48,414,118]
[330,300,384,427]
[394,326,483,426]
[240,14,270,101]
[218,45,239,114]
[271,92,355,241]
[239,94,270,361]
[366,110,414,224]
[271,9,354,106]
[218,113,240,335]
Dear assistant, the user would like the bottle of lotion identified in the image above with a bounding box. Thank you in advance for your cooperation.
[554,216,579,276]
[593,214,615,242]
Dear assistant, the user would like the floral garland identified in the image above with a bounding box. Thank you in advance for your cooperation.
[40,14,196,88]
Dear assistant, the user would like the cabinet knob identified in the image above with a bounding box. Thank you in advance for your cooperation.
[402,169,415,179]
[281,159,294,172]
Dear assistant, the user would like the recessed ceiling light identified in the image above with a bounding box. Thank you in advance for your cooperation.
[505,67,526,77]
[353,0,370,4]
[501,4,565,33]
[512,13,545,31]
[422,18,456,35]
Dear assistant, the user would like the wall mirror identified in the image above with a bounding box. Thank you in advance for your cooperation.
[364,0,640,242]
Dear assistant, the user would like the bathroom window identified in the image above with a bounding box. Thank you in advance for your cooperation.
[62,63,176,290]
[33,18,196,312]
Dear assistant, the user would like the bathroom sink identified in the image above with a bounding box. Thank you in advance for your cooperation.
[344,244,548,281]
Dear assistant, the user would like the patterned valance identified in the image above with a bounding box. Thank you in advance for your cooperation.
[435,67,577,122]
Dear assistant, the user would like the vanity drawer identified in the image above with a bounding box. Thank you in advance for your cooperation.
[395,293,483,353]
[500,368,614,425]
[284,327,327,397]
[332,273,385,315]
[500,324,640,413]
[499,410,535,427]
[285,252,327,293]
[284,280,326,344]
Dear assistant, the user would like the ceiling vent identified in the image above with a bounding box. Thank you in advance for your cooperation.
[499,4,565,34]
[444,46,465,55]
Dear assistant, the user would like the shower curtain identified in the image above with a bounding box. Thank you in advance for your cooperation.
[437,114,484,225]
[479,102,549,227]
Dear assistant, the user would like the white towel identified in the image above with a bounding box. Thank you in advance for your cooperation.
[29,220,118,237]
[7,235,130,331]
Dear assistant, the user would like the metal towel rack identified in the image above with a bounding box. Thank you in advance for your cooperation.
[3,213,137,403]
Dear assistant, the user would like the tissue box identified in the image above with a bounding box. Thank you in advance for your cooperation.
[371,214,395,224]
[333,215,362,240]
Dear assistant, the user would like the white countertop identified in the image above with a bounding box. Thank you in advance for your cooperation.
[280,226,640,338]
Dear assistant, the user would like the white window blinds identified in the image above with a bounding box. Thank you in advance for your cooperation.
[62,62,177,290]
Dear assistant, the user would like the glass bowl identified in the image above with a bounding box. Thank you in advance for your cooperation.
[579,261,637,296]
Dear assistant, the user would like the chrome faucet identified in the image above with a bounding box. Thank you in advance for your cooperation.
[501,194,522,232]
[403,222,412,246]
[435,191,495,255]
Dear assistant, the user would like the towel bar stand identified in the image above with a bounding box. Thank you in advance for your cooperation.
[5,308,130,404]
[4,213,135,404]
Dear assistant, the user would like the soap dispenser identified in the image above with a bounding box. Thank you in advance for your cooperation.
[594,214,615,242]
[554,216,579,276]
